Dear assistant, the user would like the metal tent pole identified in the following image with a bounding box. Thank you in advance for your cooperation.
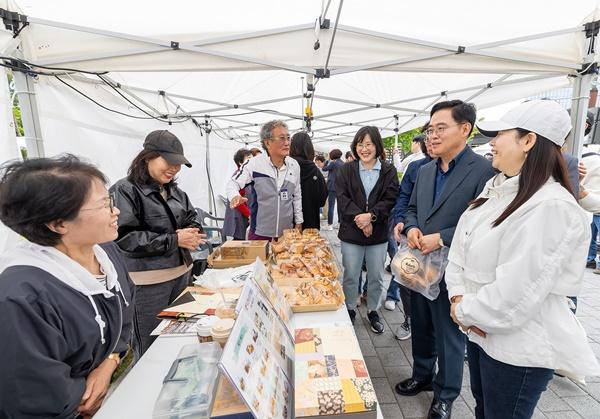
[394,115,399,149]
[567,20,600,157]
[568,70,594,157]
[12,71,44,157]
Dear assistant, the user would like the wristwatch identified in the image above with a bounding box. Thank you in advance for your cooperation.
[370,212,377,222]
[107,353,121,366]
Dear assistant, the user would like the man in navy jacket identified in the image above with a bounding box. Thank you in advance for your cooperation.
[394,100,495,419]
[386,133,435,340]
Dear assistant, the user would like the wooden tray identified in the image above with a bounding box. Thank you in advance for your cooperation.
[278,283,345,313]
[268,261,340,284]
[272,244,337,266]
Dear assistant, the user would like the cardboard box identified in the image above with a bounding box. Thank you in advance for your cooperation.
[220,240,269,261]
[208,247,260,269]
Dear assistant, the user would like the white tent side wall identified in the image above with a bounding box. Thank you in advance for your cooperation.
[34,75,240,210]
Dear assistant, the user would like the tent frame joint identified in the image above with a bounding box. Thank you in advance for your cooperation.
[0,8,28,37]
[3,57,37,78]
[585,20,600,39]
[315,68,331,79]
[170,41,180,50]
[581,62,599,76]
[457,45,466,54]
[320,18,330,29]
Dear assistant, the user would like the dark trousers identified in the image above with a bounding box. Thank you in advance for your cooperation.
[467,341,553,419]
[134,271,191,356]
[411,281,465,402]
[387,279,412,318]
[327,190,336,225]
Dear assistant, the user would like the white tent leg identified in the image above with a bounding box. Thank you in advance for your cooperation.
[567,66,594,158]
[12,71,44,158]
[393,115,399,149]
[0,67,19,161]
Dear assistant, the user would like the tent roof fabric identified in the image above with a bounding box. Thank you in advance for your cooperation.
[0,1,598,153]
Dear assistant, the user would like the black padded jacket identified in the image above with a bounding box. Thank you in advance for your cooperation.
[110,178,201,273]
[335,160,399,246]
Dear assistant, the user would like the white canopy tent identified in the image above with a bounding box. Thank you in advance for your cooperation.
[0,0,599,209]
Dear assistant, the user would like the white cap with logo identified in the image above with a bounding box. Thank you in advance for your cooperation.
[476,100,572,147]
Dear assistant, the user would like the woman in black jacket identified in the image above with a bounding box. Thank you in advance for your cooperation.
[110,130,204,355]
[290,132,327,229]
[0,155,135,418]
[336,126,399,333]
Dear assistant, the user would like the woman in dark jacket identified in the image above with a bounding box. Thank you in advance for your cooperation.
[290,132,327,229]
[110,130,204,355]
[0,155,135,418]
[322,148,344,230]
[336,127,399,333]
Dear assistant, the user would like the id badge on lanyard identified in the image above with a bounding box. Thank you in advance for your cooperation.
[278,165,291,201]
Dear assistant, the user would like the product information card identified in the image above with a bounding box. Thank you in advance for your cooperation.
[219,276,294,419]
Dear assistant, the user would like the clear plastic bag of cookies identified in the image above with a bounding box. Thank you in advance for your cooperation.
[391,237,449,300]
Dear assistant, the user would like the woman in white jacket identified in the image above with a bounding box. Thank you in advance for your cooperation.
[446,100,600,419]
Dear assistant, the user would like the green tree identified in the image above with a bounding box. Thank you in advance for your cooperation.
[6,71,24,136]
[382,126,423,158]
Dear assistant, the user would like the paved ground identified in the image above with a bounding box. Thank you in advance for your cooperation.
[322,227,600,419]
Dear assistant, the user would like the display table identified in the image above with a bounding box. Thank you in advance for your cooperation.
[94,335,198,419]
[95,301,382,419]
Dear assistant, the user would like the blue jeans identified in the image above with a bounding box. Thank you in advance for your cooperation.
[587,214,600,263]
[386,279,412,318]
[341,241,387,312]
[467,341,553,419]
[386,280,400,301]
[358,273,367,294]
[384,218,411,317]
[385,217,400,302]
[327,190,337,225]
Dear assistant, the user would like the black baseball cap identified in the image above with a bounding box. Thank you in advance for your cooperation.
[143,130,192,168]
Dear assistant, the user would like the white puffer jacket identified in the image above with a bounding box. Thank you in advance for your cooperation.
[579,151,600,213]
[446,173,600,382]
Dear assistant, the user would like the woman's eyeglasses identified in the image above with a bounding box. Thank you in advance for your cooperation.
[81,195,115,212]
